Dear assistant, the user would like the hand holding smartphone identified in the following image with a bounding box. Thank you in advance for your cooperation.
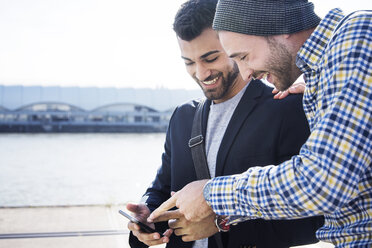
[119,209,164,236]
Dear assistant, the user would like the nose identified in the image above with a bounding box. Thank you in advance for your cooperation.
[237,64,254,82]
[195,63,211,82]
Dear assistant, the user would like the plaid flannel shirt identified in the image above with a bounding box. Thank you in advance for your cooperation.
[206,9,372,247]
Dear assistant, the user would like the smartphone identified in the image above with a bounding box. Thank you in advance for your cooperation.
[119,210,163,236]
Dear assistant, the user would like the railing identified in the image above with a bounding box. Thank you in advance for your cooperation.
[0,230,129,239]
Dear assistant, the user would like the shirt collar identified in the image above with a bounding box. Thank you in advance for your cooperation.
[296,8,344,73]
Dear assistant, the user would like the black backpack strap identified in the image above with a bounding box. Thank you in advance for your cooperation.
[188,99,224,248]
[189,99,211,179]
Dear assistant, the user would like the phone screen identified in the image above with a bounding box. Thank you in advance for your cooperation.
[119,210,163,236]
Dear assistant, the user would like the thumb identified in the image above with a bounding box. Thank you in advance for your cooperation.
[126,202,139,212]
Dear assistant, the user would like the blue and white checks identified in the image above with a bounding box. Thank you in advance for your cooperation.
[206,9,372,247]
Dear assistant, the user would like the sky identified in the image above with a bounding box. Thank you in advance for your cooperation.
[0,0,371,90]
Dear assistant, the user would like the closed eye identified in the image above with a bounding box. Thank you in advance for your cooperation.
[205,56,218,63]
[239,55,247,61]
[181,56,194,66]
[185,61,195,66]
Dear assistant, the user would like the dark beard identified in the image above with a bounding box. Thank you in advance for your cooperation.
[201,62,240,101]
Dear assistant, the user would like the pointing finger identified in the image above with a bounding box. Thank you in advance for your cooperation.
[148,195,177,222]
[151,210,183,222]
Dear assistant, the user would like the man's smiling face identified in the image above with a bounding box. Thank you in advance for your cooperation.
[178,28,243,103]
[218,30,300,91]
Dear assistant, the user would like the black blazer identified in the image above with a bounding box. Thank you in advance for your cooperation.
[130,80,324,248]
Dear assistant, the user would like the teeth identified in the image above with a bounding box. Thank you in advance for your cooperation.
[253,72,269,81]
[203,76,219,85]
[262,72,269,80]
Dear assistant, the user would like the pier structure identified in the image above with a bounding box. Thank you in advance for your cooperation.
[0,102,171,132]
[0,85,203,132]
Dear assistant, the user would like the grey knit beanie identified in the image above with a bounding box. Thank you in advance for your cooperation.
[213,0,321,35]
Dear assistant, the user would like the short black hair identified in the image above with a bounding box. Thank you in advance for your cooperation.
[173,0,218,41]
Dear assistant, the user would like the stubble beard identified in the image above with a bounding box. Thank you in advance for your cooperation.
[199,63,240,101]
[266,38,299,91]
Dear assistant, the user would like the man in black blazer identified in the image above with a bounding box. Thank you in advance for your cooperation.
[127,0,323,247]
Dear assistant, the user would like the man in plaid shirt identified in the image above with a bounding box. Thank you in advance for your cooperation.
[149,1,371,247]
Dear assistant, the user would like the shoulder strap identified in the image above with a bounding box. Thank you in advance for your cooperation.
[188,99,224,248]
[188,99,211,179]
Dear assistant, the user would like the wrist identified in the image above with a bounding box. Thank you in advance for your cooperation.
[202,179,212,206]
[214,215,230,232]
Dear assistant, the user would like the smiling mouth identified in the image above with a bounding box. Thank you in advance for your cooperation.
[202,76,219,85]
[253,72,269,80]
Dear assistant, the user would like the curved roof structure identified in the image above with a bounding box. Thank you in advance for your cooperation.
[91,103,158,113]
[16,102,85,112]
[0,85,203,111]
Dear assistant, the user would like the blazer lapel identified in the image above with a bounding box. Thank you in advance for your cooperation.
[215,80,264,177]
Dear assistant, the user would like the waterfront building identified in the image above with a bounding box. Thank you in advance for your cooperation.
[0,85,202,132]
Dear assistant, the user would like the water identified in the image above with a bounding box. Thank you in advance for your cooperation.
[0,133,166,207]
